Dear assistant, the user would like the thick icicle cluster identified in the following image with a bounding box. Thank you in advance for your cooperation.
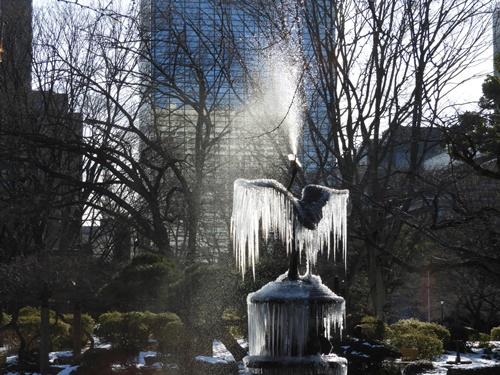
[231,178,349,278]
[247,275,346,358]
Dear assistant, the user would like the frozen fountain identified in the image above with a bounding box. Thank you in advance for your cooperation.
[231,162,349,375]
[230,4,349,371]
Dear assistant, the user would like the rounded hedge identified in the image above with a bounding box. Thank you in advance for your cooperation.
[491,326,500,341]
[391,331,443,360]
[96,311,185,356]
[388,318,449,360]
[17,307,70,351]
[359,315,388,341]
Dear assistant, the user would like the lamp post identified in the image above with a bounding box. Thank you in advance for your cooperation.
[441,300,444,324]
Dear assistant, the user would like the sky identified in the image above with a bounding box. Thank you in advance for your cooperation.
[31,0,494,112]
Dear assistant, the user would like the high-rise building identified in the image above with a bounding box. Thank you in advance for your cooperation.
[139,0,275,260]
[494,7,500,77]
[0,0,32,93]
[0,0,84,261]
[139,0,336,260]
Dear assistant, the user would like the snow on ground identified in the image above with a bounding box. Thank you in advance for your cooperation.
[2,339,239,375]
[4,350,77,375]
[195,339,236,364]
[418,341,500,375]
[2,340,499,374]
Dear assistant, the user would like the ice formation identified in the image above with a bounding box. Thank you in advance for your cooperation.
[231,178,349,278]
[247,275,345,358]
[233,178,349,374]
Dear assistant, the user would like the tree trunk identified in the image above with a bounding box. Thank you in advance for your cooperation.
[40,303,50,374]
[72,303,82,359]
[368,244,386,321]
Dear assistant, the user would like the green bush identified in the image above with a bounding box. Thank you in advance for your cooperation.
[1,307,94,354]
[491,326,500,341]
[390,319,450,346]
[390,331,443,360]
[98,253,181,312]
[388,319,449,360]
[477,333,492,348]
[360,315,388,341]
[17,306,71,351]
[97,310,185,358]
[97,311,150,352]
[0,311,10,325]
[63,312,95,348]
[145,311,185,355]
[0,311,12,347]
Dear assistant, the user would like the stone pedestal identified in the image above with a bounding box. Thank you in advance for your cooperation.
[244,354,347,375]
[245,274,347,375]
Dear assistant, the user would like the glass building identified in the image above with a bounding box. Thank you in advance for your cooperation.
[139,0,336,260]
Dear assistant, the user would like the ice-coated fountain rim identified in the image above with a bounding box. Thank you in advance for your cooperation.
[247,273,345,304]
[243,354,348,369]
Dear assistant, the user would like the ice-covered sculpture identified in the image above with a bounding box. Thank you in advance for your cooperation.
[231,176,349,375]
[232,178,349,279]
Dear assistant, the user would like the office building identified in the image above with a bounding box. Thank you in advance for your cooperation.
[0,0,84,261]
[139,0,336,260]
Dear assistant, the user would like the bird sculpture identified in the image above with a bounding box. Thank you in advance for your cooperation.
[231,178,349,279]
[236,179,334,230]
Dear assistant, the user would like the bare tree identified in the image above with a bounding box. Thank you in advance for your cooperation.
[29,1,239,264]
[29,0,497,332]
[301,0,494,320]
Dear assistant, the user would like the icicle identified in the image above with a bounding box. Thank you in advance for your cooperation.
[231,179,349,278]
[247,276,346,358]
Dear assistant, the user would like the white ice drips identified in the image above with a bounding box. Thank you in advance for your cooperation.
[247,277,346,357]
[231,179,349,278]
[248,300,309,357]
[296,191,349,275]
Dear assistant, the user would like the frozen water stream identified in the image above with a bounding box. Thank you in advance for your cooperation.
[231,180,348,374]
[247,274,345,358]
[231,178,349,278]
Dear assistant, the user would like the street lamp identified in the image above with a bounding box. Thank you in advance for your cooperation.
[441,300,444,324]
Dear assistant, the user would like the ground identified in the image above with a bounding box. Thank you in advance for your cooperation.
[417,341,500,375]
[1,340,499,374]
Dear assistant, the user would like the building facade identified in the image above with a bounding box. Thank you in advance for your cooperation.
[139,0,336,261]
[0,0,84,262]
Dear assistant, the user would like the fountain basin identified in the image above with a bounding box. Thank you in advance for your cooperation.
[246,274,346,374]
[244,354,348,375]
[248,274,345,304]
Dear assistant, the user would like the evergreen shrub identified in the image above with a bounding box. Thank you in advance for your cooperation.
[96,311,185,357]
[390,331,442,360]
[144,311,185,355]
[62,312,95,348]
[97,311,149,352]
[1,309,94,353]
[388,318,449,360]
[360,315,388,340]
[0,311,12,348]
[477,333,492,348]
[98,252,181,312]
[0,311,10,326]
[491,326,500,341]
[17,306,70,351]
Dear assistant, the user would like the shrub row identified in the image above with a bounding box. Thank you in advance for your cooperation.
[2,308,185,359]
[491,326,500,341]
[359,316,451,360]
[359,318,500,360]
[96,311,185,356]
[0,306,95,352]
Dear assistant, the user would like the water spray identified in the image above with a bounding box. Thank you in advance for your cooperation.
[287,154,302,191]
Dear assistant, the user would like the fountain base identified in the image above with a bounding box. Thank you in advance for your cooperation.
[245,275,347,374]
[244,354,348,375]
